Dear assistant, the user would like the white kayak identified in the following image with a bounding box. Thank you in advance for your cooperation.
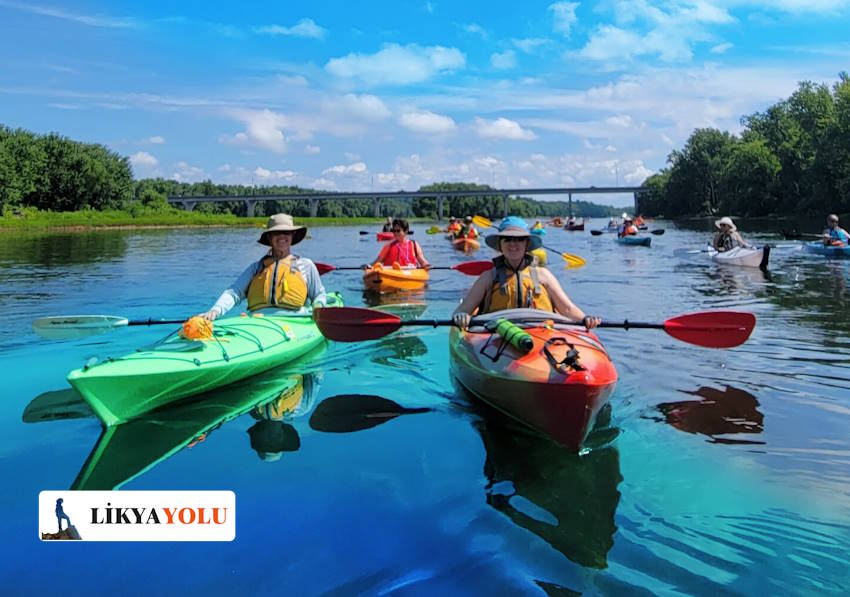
[705,245,770,269]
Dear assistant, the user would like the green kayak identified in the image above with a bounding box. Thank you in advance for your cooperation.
[67,293,342,426]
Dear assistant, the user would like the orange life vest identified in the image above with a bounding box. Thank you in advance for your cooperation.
[246,256,308,310]
[382,239,419,266]
[481,256,554,313]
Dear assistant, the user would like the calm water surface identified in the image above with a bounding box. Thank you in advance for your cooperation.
[1,222,849,595]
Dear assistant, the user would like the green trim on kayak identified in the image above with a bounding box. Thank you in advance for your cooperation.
[67,293,342,426]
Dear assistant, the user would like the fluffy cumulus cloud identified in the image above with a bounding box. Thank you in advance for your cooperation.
[171,161,207,182]
[491,50,517,69]
[331,93,391,120]
[325,43,465,85]
[305,144,321,154]
[513,37,550,53]
[130,151,158,168]
[255,18,326,39]
[398,110,456,134]
[322,162,368,175]
[254,166,296,180]
[220,108,288,153]
[474,117,536,140]
[549,2,579,36]
[142,135,165,144]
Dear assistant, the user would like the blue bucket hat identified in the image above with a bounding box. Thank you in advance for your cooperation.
[485,216,543,251]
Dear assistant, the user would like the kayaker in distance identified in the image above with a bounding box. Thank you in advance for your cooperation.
[823,214,849,246]
[456,215,479,240]
[452,216,601,330]
[446,216,461,234]
[381,216,393,233]
[198,213,327,321]
[369,218,431,269]
[617,215,638,238]
[712,216,753,252]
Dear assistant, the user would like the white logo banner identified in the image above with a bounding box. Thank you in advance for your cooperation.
[39,491,235,541]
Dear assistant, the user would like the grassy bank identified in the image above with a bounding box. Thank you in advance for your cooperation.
[0,207,429,231]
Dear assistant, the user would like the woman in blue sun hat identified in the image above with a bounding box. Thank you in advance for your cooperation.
[452,216,600,330]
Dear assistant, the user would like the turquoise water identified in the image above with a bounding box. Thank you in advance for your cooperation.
[1,223,849,594]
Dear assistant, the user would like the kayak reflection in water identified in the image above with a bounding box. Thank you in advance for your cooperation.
[197,213,327,321]
[247,373,321,461]
[823,213,849,246]
[712,216,753,252]
[452,216,600,330]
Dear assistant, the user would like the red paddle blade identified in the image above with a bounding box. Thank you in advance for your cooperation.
[663,311,755,348]
[314,307,402,342]
[315,262,336,275]
[451,261,494,275]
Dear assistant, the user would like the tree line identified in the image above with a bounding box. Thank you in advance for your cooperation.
[638,73,850,217]
[1,124,623,219]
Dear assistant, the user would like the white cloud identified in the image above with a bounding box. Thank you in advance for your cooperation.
[311,177,337,189]
[376,172,412,186]
[277,74,308,86]
[333,93,391,120]
[549,2,579,36]
[305,144,321,154]
[512,37,551,53]
[399,110,456,133]
[605,145,617,152]
[491,50,517,69]
[47,103,79,110]
[344,152,361,161]
[171,161,207,182]
[144,135,165,144]
[218,164,232,172]
[254,166,296,180]
[474,117,536,140]
[323,162,368,175]
[711,42,733,54]
[255,18,326,39]
[579,25,645,62]
[130,151,158,167]
[0,0,138,28]
[220,108,288,153]
[325,43,465,85]
[462,23,487,38]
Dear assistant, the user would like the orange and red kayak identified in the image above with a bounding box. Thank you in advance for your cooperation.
[363,263,429,293]
[449,310,618,451]
[452,237,480,252]
[377,231,394,241]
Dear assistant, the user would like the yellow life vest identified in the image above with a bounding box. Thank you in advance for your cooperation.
[482,256,554,313]
[246,255,308,311]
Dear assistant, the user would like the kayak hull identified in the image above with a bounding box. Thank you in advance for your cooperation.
[616,236,651,247]
[564,224,585,231]
[805,241,850,258]
[707,245,770,269]
[377,231,394,241]
[452,237,480,252]
[449,317,618,452]
[67,296,342,426]
[363,264,429,293]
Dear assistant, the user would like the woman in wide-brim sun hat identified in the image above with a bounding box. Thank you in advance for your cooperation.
[452,216,600,330]
[712,216,752,252]
[198,213,326,321]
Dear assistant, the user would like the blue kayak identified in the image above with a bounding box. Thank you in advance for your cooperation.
[805,241,850,258]
[616,236,651,247]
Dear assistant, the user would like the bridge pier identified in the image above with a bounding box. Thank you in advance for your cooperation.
[181,200,196,212]
[310,198,319,218]
[503,194,509,218]
[437,196,444,221]
[633,191,639,214]
[373,197,381,218]
[245,199,257,218]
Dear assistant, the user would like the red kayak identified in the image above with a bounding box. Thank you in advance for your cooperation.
[377,231,394,241]
[449,309,618,451]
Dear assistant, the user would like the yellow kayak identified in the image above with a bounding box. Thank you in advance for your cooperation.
[452,237,480,252]
[363,263,429,293]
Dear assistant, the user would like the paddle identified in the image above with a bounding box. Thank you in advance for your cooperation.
[590,229,603,236]
[314,261,494,276]
[363,230,415,235]
[33,315,186,340]
[426,226,443,234]
[313,306,756,348]
[472,215,586,266]
[650,229,665,235]
[308,394,431,433]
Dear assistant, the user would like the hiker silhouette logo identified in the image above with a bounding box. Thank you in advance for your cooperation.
[41,495,81,540]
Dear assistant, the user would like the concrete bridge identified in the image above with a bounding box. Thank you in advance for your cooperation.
[167,186,646,219]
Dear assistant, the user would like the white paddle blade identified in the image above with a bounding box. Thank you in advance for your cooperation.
[32,316,129,340]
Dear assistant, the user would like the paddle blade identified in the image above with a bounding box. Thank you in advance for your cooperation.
[590,230,603,236]
[315,262,336,275]
[33,315,129,340]
[309,394,431,433]
[426,226,442,234]
[561,253,586,267]
[451,260,494,275]
[663,311,755,348]
[650,229,666,235]
[313,307,403,342]
[472,215,493,228]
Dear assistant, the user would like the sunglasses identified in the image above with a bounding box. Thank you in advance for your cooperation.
[270,230,295,237]
[500,237,527,244]
[392,228,404,233]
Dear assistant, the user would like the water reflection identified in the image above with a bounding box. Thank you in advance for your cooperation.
[308,394,430,433]
[370,334,428,367]
[362,289,427,309]
[0,232,128,267]
[655,385,764,445]
[474,408,622,569]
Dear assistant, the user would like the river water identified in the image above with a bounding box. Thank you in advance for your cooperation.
[1,221,848,594]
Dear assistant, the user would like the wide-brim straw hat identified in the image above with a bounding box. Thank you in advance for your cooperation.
[259,213,307,246]
[484,217,543,251]
[714,216,737,231]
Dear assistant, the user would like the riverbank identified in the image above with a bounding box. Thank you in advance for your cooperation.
[0,207,429,231]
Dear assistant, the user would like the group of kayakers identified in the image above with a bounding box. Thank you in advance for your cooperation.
[445,215,480,240]
[198,212,601,333]
[710,214,847,252]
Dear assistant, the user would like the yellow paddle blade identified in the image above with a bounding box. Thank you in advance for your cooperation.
[472,215,492,228]
[561,253,586,268]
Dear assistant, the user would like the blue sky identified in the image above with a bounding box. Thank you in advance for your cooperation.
[1,1,849,206]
